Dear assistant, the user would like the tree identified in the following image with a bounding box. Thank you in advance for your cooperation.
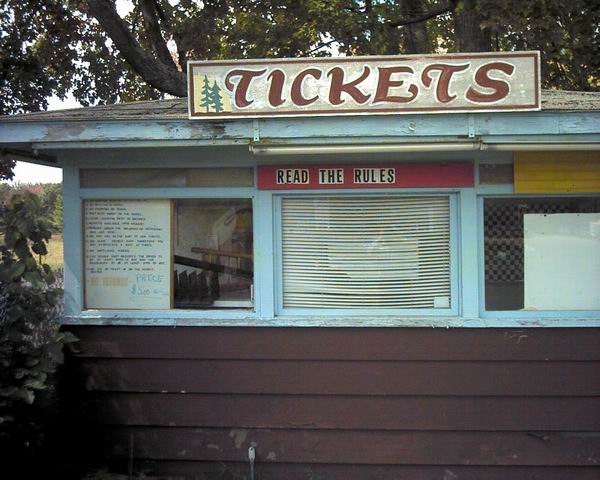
[209,80,224,113]
[50,193,63,232]
[37,183,63,232]
[0,183,63,232]
[1,0,598,118]
[198,75,212,113]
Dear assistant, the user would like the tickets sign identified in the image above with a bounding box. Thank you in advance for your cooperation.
[188,52,540,119]
[257,162,474,190]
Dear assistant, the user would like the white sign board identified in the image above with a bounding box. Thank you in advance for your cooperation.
[188,51,540,118]
[84,199,172,309]
[524,213,600,310]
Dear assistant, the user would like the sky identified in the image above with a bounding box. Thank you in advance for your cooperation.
[7,94,82,184]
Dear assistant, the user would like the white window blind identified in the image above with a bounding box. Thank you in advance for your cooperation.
[281,196,451,309]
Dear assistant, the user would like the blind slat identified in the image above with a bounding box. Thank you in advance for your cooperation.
[282,196,451,310]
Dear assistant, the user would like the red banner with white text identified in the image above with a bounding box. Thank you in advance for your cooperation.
[257,162,474,190]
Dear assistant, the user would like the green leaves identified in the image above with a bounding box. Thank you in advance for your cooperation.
[5,262,26,281]
[3,227,17,248]
[0,189,74,437]
[0,193,54,283]
[0,0,598,116]
[0,0,84,114]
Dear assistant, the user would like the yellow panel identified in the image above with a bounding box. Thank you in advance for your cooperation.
[515,152,600,193]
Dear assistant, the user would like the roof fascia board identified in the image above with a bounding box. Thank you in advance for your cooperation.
[0,111,599,146]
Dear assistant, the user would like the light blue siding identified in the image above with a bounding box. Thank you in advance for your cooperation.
[3,107,597,327]
[2,111,600,146]
[459,189,479,318]
[62,166,83,315]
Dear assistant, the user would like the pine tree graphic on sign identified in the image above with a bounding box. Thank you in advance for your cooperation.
[199,75,212,113]
[199,75,225,113]
[209,80,224,112]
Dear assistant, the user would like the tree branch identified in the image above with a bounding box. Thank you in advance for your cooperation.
[85,0,186,96]
[387,2,454,28]
[139,0,177,69]
[150,0,188,71]
[306,37,338,55]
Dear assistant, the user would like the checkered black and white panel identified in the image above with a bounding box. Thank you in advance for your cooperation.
[484,198,600,283]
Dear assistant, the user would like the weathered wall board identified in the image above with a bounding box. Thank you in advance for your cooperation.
[188,52,540,118]
[63,326,600,477]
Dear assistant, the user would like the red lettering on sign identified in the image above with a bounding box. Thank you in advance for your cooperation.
[466,62,515,103]
[225,68,267,108]
[291,68,322,106]
[327,66,371,106]
[267,69,286,107]
[421,63,470,103]
[373,66,418,104]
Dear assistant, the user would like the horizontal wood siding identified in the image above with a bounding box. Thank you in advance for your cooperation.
[78,359,600,396]
[110,462,600,480]
[64,326,600,479]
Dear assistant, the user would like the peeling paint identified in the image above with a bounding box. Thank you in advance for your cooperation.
[443,469,458,480]
[44,123,86,141]
[229,429,248,449]
[60,314,600,328]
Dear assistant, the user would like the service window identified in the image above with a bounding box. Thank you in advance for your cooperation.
[483,196,600,311]
[174,199,253,309]
[83,198,253,310]
[280,195,454,312]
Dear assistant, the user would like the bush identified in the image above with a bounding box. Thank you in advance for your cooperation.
[0,192,75,466]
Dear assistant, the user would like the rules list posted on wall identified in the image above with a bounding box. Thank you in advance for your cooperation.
[84,199,172,309]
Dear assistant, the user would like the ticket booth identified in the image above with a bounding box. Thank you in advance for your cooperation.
[0,51,599,479]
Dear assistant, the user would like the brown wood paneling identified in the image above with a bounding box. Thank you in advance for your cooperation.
[91,393,600,431]
[63,326,600,478]
[102,427,600,466]
[128,461,600,480]
[77,359,600,396]
[66,326,600,361]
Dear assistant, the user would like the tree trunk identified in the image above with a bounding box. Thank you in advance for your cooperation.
[452,0,492,52]
[401,0,430,54]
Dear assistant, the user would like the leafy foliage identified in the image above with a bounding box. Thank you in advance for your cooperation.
[0,0,81,114]
[483,0,600,90]
[0,192,75,460]
[0,0,598,115]
[0,158,15,181]
[0,182,63,232]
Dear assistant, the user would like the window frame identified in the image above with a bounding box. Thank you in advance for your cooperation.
[60,163,600,328]
[65,184,262,322]
[477,192,600,320]
[273,190,461,317]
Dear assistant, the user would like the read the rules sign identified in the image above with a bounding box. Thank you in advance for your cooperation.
[257,163,474,190]
[188,52,540,119]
